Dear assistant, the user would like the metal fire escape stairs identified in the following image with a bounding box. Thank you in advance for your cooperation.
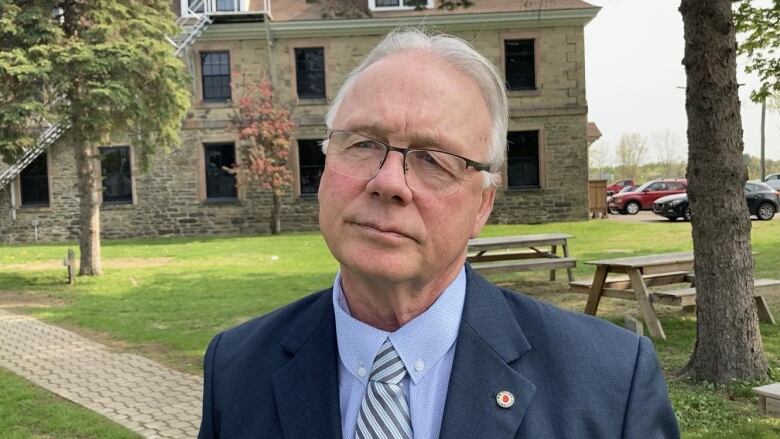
[0,1,212,198]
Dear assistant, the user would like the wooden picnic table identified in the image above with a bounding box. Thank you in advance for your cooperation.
[581,252,695,340]
[467,233,575,282]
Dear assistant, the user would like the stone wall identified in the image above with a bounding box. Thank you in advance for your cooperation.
[0,24,589,243]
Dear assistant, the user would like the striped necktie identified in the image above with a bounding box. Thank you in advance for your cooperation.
[355,339,413,439]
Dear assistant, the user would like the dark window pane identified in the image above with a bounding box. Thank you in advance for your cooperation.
[100,146,133,204]
[505,39,535,91]
[188,0,204,12]
[205,143,237,200]
[375,0,400,5]
[295,48,325,99]
[507,131,539,188]
[216,0,235,11]
[201,52,231,101]
[19,153,49,206]
[298,139,325,195]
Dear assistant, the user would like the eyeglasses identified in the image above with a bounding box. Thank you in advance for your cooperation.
[324,130,491,196]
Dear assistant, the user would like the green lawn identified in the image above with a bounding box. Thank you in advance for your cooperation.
[0,368,139,439]
[1,219,779,437]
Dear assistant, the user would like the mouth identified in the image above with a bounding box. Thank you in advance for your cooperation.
[348,220,416,242]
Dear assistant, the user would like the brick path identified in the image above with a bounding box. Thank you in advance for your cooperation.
[0,309,202,438]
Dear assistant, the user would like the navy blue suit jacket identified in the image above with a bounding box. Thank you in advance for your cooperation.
[199,267,679,438]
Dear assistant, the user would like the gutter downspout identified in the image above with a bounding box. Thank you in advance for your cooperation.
[263,13,277,89]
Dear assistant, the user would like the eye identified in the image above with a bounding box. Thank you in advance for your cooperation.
[419,151,442,167]
[354,140,381,150]
[347,139,384,152]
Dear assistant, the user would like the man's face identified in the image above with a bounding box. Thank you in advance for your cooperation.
[318,51,496,285]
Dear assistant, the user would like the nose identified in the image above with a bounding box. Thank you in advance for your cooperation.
[366,150,413,203]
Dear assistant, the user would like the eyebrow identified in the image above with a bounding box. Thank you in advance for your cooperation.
[343,124,450,151]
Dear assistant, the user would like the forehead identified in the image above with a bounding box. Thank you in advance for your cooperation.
[332,51,492,156]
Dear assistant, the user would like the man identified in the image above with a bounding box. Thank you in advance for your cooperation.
[199,30,679,439]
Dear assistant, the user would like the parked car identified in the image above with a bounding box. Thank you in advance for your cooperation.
[608,179,688,215]
[606,178,636,196]
[764,173,780,191]
[652,181,778,221]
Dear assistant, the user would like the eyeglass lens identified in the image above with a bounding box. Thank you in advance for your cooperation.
[325,131,467,195]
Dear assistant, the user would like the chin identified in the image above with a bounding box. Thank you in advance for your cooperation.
[339,248,421,282]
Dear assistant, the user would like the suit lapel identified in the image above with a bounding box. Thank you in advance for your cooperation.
[272,290,342,439]
[439,268,536,439]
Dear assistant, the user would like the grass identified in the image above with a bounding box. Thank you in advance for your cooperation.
[0,368,139,439]
[1,218,779,437]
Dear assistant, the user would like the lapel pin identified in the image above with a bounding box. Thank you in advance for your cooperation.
[496,391,514,408]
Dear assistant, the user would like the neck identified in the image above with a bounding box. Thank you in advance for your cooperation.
[340,263,463,332]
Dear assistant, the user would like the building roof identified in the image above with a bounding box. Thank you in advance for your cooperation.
[586,121,602,145]
[270,0,598,22]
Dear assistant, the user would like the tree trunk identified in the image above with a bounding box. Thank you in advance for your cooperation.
[75,141,102,276]
[679,0,767,383]
[271,192,282,235]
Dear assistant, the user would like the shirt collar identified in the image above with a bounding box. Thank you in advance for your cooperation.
[332,267,466,385]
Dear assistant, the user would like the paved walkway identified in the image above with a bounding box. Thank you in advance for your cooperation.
[0,309,202,438]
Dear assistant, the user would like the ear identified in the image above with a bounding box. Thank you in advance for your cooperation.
[470,186,496,238]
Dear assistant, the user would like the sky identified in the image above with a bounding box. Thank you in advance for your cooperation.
[584,0,780,163]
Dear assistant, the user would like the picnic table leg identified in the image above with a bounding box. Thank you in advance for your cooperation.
[584,265,608,315]
[627,268,666,340]
[549,244,557,281]
[755,296,776,324]
[563,241,574,282]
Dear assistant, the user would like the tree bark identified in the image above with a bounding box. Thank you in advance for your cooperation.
[75,141,102,276]
[271,192,282,235]
[679,0,767,383]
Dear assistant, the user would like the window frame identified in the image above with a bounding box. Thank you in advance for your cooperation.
[16,151,51,208]
[99,145,135,206]
[201,142,239,203]
[500,32,541,95]
[504,128,546,190]
[293,46,327,101]
[200,51,232,102]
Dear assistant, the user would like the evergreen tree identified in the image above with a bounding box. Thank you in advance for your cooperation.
[0,0,190,275]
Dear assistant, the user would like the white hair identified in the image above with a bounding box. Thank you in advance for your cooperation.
[324,28,507,189]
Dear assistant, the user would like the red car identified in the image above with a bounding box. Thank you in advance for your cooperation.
[608,179,688,215]
[606,179,636,196]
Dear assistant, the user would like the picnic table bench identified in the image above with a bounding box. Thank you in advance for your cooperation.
[754,382,780,418]
[569,251,780,339]
[467,233,576,282]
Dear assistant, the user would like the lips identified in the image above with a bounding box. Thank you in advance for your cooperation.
[348,220,417,242]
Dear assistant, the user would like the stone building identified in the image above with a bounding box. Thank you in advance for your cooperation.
[0,0,600,243]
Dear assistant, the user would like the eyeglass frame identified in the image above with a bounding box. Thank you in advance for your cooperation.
[324,129,493,178]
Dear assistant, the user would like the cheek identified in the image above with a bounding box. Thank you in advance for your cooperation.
[416,192,478,240]
[318,169,364,216]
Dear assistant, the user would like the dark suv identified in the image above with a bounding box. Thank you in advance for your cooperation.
[608,179,688,215]
[652,181,778,221]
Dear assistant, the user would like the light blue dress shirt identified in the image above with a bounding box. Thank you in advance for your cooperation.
[332,268,467,439]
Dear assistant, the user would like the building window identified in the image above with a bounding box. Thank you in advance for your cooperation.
[201,52,231,101]
[295,48,325,99]
[505,39,536,91]
[298,139,325,195]
[369,0,433,9]
[187,0,204,13]
[215,0,238,11]
[507,131,540,188]
[100,146,133,204]
[204,143,237,200]
[19,152,49,207]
